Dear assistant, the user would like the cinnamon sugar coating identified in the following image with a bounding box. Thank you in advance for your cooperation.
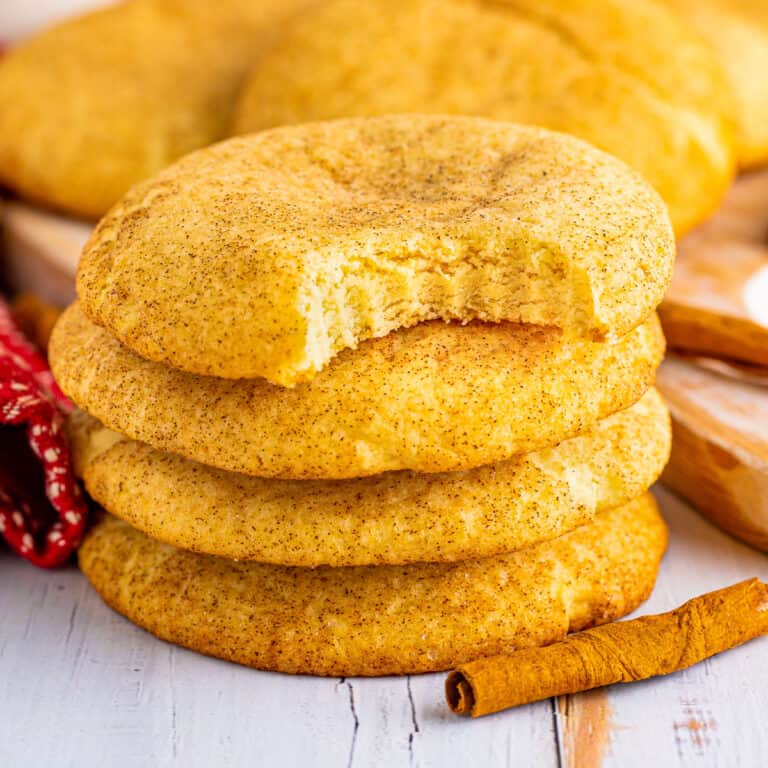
[51,305,664,478]
[76,115,673,384]
[78,494,667,676]
[67,389,670,566]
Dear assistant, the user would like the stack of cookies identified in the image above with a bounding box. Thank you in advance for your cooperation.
[50,116,674,676]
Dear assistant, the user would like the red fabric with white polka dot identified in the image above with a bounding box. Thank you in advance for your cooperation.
[0,299,86,567]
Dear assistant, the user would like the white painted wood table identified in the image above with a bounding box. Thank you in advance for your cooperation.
[2,486,767,768]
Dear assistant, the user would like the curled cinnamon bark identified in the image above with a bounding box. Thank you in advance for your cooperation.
[447,579,768,717]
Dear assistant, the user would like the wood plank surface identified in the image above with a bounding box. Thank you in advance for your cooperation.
[657,356,768,551]
[2,487,766,768]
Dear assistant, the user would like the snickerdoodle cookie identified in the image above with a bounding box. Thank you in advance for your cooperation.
[68,388,670,566]
[76,116,673,384]
[51,305,665,478]
[78,493,667,676]
[0,0,315,217]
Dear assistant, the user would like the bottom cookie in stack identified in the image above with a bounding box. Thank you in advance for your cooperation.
[78,494,666,676]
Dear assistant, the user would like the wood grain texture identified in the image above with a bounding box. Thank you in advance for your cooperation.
[2,487,767,767]
[1,201,88,306]
[557,689,613,768]
[595,488,768,768]
[657,356,768,551]
[660,168,768,366]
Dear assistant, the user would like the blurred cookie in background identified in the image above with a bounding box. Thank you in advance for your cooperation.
[0,0,317,219]
[665,0,768,169]
[232,0,737,237]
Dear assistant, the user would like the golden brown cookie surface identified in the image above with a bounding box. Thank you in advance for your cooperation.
[76,116,674,384]
[232,0,736,236]
[68,389,670,566]
[0,0,314,218]
[51,305,665,478]
[665,0,768,169]
[78,493,667,676]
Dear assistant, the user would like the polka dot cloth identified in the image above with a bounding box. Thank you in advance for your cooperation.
[0,298,86,567]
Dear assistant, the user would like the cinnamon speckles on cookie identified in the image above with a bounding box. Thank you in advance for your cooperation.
[76,115,673,384]
[77,494,667,676]
[67,389,670,566]
[51,305,665,479]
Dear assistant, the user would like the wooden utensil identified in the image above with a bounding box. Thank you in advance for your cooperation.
[1,200,90,306]
[657,355,768,550]
[659,168,768,366]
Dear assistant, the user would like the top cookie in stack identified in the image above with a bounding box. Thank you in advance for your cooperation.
[75,115,671,387]
[50,115,674,676]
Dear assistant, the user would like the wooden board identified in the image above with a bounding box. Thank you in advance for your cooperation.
[659,169,768,366]
[1,201,91,306]
[657,355,768,551]
[2,487,767,767]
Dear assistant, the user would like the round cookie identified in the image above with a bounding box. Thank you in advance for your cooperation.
[50,305,665,479]
[76,115,674,384]
[231,0,736,237]
[665,0,768,169]
[0,0,315,218]
[78,493,667,676]
[68,389,670,566]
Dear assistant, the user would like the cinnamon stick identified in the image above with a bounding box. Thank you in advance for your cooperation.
[446,579,768,717]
